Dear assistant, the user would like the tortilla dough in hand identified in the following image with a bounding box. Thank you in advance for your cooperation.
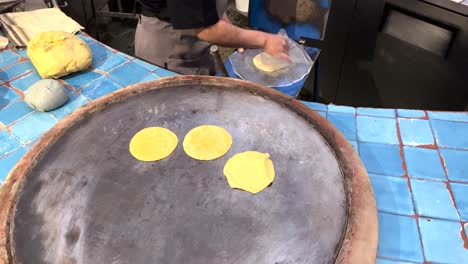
[253,52,290,72]
[223,151,275,194]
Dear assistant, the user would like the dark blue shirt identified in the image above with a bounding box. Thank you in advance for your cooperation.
[138,0,219,30]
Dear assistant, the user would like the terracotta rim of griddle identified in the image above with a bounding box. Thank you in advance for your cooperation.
[0,76,378,264]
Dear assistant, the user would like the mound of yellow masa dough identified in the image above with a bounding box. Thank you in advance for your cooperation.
[129,127,178,162]
[27,31,92,79]
[183,125,232,160]
[224,151,275,194]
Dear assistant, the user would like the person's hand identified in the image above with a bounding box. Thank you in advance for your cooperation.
[263,34,289,60]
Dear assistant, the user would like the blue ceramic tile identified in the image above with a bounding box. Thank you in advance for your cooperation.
[63,70,103,89]
[440,148,468,182]
[397,109,425,119]
[1,61,35,81]
[357,116,399,145]
[328,104,355,114]
[0,49,21,69]
[140,73,161,83]
[431,120,468,149]
[93,54,128,72]
[0,85,21,108]
[81,77,122,100]
[302,101,327,111]
[357,107,395,118]
[9,71,42,92]
[419,218,468,263]
[377,212,423,262]
[349,140,358,151]
[0,129,21,157]
[16,49,27,58]
[49,94,89,120]
[116,52,133,60]
[27,138,39,148]
[465,223,468,239]
[316,111,326,118]
[450,183,468,221]
[77,34,96,45]
[370,174,414,215]
[154,67,177,77]
[89,42,114,63]
[10,112,57,143]
[376,259,415,264]
[411,179,459,220]
[404,147,445,180]
[134,59,159,71]
[327,112,356,140]
[0,147,27,181]
[109,62,150,86]
[428,111,468,122]
[0,100,34,126]
[398,119,434,146]
[61,84,74,94]
[359,142,405,176]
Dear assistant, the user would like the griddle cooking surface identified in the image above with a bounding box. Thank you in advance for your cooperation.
[12,84,347,264]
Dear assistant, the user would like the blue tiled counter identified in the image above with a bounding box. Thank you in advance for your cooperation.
[0,35,467,263]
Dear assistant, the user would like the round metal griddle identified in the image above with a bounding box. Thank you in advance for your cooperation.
[0,76,377,264]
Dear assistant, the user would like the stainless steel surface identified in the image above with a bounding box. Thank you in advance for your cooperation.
[97,10,138,19]
[210,45,229,77]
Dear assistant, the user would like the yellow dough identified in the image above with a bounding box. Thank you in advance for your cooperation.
[129,127,178,162]
[28,31,92,79]
[223,151,275,194]
[183,125,232,160]
[253,52,290,72]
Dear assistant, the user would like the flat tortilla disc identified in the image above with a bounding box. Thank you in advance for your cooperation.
[129,127,178,161]
[223,151,275,194]
[183,125,232,160]
[253,52,290,72]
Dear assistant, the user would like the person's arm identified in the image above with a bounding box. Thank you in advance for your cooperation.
[167,0,288,59]
[222,13,231,23]
[196,20,289,60]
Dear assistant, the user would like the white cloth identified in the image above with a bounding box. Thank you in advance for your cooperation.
[0,8,83,47]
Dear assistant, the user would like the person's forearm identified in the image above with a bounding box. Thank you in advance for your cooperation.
[197,20,267,49]
[222,13,231,23]
[197,19,289,60]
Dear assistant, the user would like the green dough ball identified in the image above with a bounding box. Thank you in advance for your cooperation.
[25,79,69,112]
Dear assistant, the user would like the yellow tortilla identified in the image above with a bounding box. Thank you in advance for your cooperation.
[183,125,232,160]
[129,127,178,161]
[223,151,275,194]
[253,52,289,72]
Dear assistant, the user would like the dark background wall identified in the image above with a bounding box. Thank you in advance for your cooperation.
[317,0,468,110]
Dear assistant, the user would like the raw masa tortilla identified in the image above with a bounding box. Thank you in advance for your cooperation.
[27,31,92,79]
[183,125,232,160]
[129,127,178,162]
[223,151,275,194]
[253,52,290,72]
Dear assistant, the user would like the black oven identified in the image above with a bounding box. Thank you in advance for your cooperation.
[318,0,468,110]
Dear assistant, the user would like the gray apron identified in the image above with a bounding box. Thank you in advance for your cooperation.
[135,0,227,75]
